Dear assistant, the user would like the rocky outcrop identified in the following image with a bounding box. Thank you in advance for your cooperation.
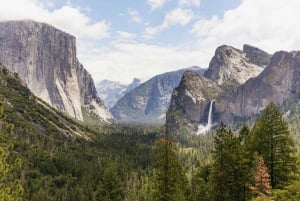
[166,71,222,133]
[204,45,267,87]
[111,67,205,125]
[0,20,113,122]
[166,46,300,133]
[243,44,272,67]
[215,50,300,123]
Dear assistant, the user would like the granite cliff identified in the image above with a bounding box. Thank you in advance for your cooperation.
[0,20,113,122]
[204,45,269,87]
[215,50,300,123]
[167,71,222,133]
[111,67,205,125]
[167,45,274,133]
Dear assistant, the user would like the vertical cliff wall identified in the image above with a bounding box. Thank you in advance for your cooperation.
[0,20,113,122]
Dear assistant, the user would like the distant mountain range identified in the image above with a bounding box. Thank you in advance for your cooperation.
[96,78,141,109]
[110,67,205,125]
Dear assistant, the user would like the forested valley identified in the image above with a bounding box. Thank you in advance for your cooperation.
[1,65,300,201]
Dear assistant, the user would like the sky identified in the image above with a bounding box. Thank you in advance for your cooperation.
[0,0,300,84]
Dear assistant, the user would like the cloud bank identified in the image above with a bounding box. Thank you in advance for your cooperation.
[0,0,110,40]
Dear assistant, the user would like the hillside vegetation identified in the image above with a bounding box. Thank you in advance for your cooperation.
[0,63,300,200]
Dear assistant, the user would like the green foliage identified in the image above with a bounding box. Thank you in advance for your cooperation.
[251,195,273,201]
[210,122,251,201]
[190,165,211,201]
[2,63,300,201]
[273,157,300,200]
[152,138,190,201]
[239,123,250,143]
[248,102,296,188]
[97,161,123,201]
[0,101,23,201]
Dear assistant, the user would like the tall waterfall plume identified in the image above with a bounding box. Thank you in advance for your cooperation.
[197,100,215,134]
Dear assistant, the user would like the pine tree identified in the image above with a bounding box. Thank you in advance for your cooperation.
[210,122,250,201]
[251,156,272,197]
[96,160,123,201]
[249,102,296,188]
[191,165,211,201]
[239,123,250,143]
[153,137,190,201]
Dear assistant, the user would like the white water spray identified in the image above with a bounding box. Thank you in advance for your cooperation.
[197,100,215,135]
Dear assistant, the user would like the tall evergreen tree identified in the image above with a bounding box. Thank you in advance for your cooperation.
[249,102,296,188]
[210,122,250,201]
[191,165,211,201]
[96,160,123,201]
[250,156,272,197]
[239,123,250,143]
[153,137,190,201]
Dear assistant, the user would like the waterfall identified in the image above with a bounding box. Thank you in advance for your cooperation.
[197,100,215,135]
[207,100,215,129]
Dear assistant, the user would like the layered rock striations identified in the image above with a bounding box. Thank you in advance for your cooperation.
[0,20,113,122]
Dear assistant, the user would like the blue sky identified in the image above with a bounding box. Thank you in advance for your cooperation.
[53,0,241,45]
[0,0,300,83]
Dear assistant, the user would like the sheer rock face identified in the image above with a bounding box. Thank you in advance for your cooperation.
[0,20,113,122]
[215,50,300,123]
[243,44,272,67]
[166,71,222,133]
[111,67,205,125]
[166,45,300,134]
[167,49,300,133]
[204,45,266,87]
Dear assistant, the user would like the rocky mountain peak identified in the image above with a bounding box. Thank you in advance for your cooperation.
[166,71,222,133]
[126,78,141,92]
[0,20,113,122]
[179,71,221,99]
[96,78,141,109]
[243,44,272,67]
[166,44,284,134]
[204,45,266,86]
[214,50,300,123]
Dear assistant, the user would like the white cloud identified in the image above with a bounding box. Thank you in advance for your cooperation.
[144,27,160,39]
[128,8,142,24]
[78,41,203,84]
[162,8,194,27]
[191,0,300,54]
[144,8,194,38]
[179,0,201,7]
[0,0,110,40]
[147,0,169,10]
[117,31,137,40]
